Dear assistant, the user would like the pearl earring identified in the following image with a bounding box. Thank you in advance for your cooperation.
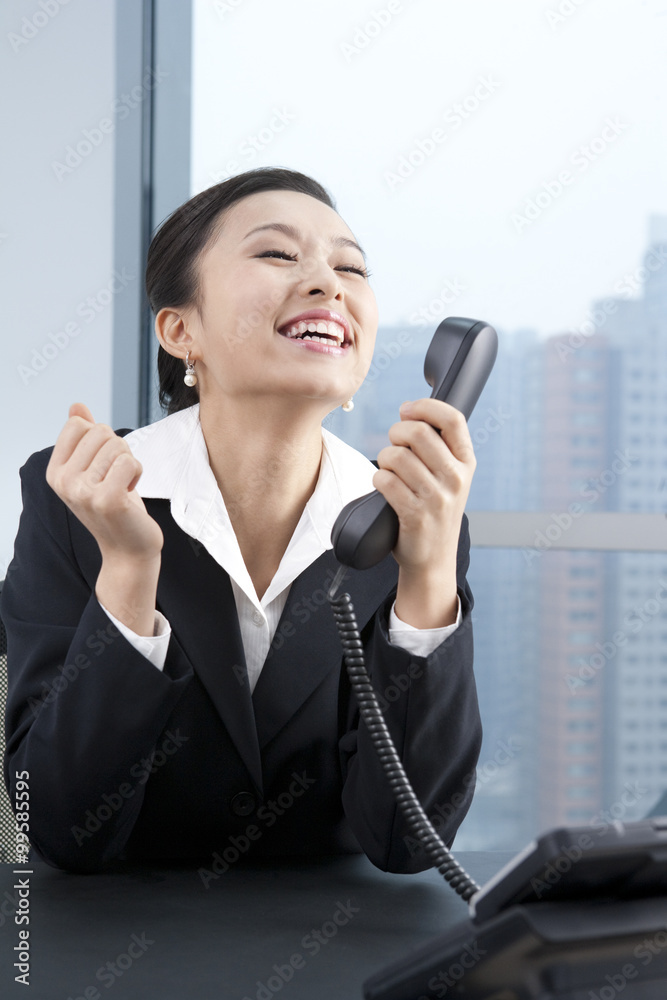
[183,352,197,387]
[341,398,354,412]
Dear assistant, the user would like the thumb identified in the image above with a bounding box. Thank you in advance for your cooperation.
[69,402,95,423]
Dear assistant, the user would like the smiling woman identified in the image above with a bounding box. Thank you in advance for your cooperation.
[2,166,482,874]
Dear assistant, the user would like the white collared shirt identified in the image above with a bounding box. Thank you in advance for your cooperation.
[100,404,461,691]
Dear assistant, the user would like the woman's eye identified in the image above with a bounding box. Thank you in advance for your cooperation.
[337,264,371,279]
[254,250,371,279]
[254,249,298,262]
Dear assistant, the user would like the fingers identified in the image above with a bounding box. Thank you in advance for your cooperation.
[49,401,103,472]
[87,452,144,510]
[397,399,476,466]
[49,418,92,472]
[373,463,433,515]
[49,422,114,491]
[85,436,139,487]
[384,400,475,485]
[47,405,138,503]
[375,444,440,506]
[374,398,476,515]
[372,399,477,575]
[44,406,161,563]
[387,420,448,482]
[69,402,95,423]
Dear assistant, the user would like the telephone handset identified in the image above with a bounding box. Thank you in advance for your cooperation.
[331,317,499,570]
[327,317,499,906]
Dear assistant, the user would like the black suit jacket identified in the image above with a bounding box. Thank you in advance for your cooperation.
[2,441,482,874]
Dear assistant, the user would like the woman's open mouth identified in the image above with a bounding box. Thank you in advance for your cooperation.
[277,319,351,355]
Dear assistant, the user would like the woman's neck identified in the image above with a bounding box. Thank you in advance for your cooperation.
[198,396,326,583]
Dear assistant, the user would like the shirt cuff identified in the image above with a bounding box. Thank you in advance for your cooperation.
[98,602,171,672]
[387,594,462,658]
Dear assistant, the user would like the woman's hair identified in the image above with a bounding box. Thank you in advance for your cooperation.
[145,166,337,414]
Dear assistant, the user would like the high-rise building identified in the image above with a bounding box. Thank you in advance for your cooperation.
[592,217,667,821]
[536,333,612,832]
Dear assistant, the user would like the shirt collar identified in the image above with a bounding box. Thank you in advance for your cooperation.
[122,404,377,607]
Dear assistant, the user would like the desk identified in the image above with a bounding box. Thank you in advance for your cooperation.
[0,852,512,1000]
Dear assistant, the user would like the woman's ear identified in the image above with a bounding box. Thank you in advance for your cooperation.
[155,307,196,360]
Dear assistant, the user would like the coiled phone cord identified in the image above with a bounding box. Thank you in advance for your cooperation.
[328,565,480,902]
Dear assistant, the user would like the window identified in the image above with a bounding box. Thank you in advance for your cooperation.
[567,764,597,777]
[568,698,597,711]
[569,632,597,645]
[567,720,596,733]
[142,0,667,853]
[572,413,601,426]
[570,568,597,579]
[567,743,596,756]
[567,786,594,799]
[571,392,602,404]
[567,809,593,822]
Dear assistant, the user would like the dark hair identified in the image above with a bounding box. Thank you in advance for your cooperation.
[145,167,337,414]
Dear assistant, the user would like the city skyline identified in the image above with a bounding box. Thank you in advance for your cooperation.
[335,216,667,849]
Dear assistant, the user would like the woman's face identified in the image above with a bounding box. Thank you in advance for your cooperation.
[180,189,378,413]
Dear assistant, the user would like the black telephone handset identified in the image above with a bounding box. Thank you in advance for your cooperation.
[327,317,500,911]
[331,317,499,570]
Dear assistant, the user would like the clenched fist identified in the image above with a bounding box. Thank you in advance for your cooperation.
[46,403,163,561]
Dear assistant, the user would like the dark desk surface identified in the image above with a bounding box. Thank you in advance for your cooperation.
[0,851,512,1000]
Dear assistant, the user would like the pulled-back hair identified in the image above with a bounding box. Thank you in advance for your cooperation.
[145,167,336,414]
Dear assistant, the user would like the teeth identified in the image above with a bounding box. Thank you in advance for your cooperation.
[283,319,346,344]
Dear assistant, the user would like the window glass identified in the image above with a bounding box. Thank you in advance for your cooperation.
[190,0,667,519]
[187,0,667,849]
[460,548,667,849]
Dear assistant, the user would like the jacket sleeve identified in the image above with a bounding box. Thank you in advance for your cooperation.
[1,448,194,873]
[338,512,482,874]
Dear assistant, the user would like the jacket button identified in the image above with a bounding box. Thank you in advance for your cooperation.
[231,792,256,816]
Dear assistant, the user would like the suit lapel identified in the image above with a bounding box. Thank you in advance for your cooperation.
[148,500,264,799]
[147,501,399,779]
[251,549,399,749]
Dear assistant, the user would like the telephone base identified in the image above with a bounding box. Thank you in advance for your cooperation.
[364,817,667,999]
[363,896,667,999]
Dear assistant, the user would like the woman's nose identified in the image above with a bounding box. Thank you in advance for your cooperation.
[297,256,343,298]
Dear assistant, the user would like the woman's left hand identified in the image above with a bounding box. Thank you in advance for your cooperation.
[372,397,476,587]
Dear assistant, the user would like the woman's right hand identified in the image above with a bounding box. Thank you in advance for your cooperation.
[46,403,164,564]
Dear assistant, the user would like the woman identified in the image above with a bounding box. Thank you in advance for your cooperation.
[2,167,482,873]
